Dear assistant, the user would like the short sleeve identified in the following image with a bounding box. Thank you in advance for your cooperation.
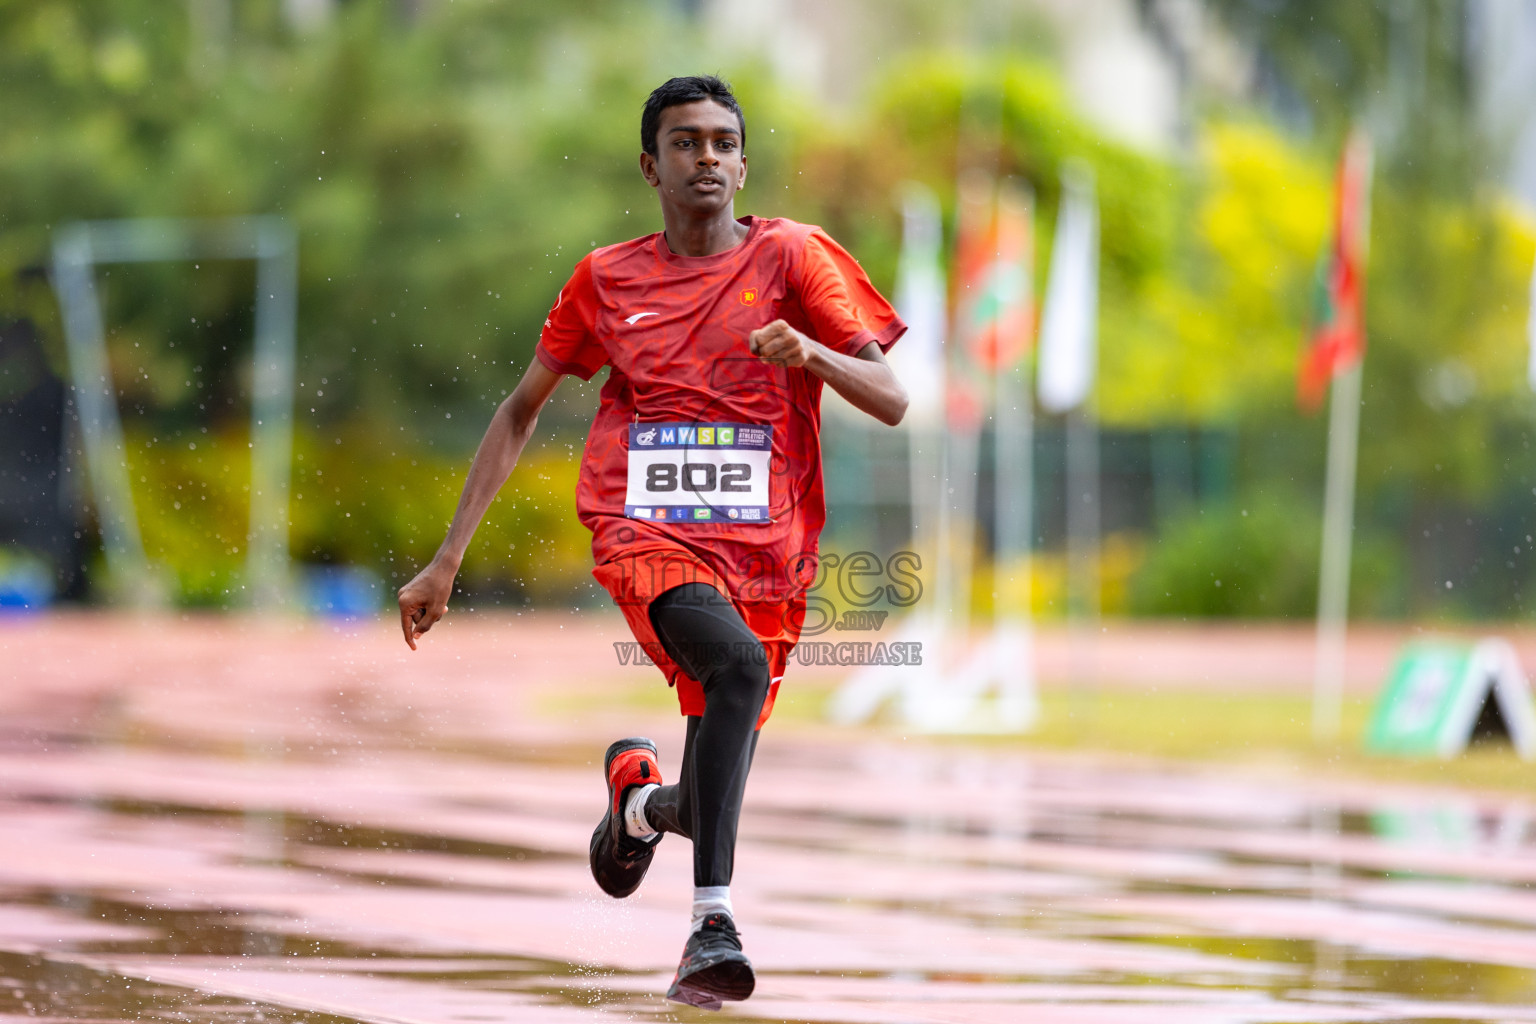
[793,230,907,356]
[535,255,607,380]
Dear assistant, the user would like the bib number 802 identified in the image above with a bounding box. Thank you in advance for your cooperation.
[646,463,751,493]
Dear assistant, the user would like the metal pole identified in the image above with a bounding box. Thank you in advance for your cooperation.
[51,228,155,601]
[1313,362,1363,740]
[1066,402,1101,716]
[993,356,1037,727]
[250,220,299,608]
[50,217,297,609]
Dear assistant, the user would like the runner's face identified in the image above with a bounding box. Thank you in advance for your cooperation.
[642,99,746,213]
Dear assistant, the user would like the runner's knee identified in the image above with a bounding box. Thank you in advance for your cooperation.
[697,638,769,718]
[650,583,769,716]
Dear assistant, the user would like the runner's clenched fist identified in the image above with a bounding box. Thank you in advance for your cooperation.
[748,319,814,368]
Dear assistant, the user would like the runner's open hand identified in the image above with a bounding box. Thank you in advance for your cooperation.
[749,320,815,368]
[397,560,456,650]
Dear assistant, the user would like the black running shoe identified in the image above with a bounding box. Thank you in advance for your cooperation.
[665,913,755,1010]
[589,737,662,899]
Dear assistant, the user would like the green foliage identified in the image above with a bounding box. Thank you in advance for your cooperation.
[125,428,251,604]
[6,3,1536,617]
[0,0,775,428]
[0,0,795,599]
[794,54,1192,421]
[1127,491,1405,618]
[1102,123,1330,422]
[1358,196,1536,506]
[1208,0,1482,196]
[123,424,594,606]
[286,425,595,604]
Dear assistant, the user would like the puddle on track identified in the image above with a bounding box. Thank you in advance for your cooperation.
[3,616,1536,1022]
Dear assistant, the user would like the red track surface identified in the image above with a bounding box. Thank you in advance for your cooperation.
[2,611,1535,1022]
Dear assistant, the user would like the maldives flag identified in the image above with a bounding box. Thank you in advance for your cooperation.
[948,175,1034,427]
[1299,131,1373,411]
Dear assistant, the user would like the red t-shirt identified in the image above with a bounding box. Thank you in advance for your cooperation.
[536,216,905,603]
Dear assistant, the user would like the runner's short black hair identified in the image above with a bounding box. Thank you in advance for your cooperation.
[641,75,746,157]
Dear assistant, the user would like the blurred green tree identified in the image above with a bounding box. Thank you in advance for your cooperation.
[4,1,1535,616]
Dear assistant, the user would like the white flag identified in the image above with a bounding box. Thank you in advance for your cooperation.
[1037,166,1099,414]
[887,184,947,428]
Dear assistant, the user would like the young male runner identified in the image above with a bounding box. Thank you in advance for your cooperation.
[396,75,907,1009]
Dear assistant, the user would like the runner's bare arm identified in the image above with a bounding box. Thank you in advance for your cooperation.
[748,319,907,426]
[396,359,564,649]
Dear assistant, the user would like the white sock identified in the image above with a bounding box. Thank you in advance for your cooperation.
[623,783,659,839]
[690,885,733,933]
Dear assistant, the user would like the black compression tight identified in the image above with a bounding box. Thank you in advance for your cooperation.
[642,582,769,887]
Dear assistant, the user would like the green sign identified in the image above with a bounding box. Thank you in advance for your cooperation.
[1365,638,1536,759]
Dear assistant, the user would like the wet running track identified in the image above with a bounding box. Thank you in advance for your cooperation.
[3,612,1535,1023]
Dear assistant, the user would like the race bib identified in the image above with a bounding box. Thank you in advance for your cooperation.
[625,422,772,524]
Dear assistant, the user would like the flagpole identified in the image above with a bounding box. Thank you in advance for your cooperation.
[830,186,947,727]
[1313,361,1362,740]
[1037,162,1100,726]
[1310,131,1372,742]
[991,181,1038,728]
[1066,402,1100,718]
[945,170,996,664]
[993,357,1036,725]
[896,185,948,694]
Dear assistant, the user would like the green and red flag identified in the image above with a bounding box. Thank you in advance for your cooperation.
[1299,130,1373,411]
[948,175,1034,428]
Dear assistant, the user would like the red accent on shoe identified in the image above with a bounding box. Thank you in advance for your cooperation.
[607,747,662,816]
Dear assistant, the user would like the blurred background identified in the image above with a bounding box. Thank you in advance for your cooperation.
[8,8,1536,1019]
[3,0,1536,623]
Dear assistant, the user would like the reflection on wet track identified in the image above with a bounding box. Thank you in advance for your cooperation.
[3,613,1535,1022]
